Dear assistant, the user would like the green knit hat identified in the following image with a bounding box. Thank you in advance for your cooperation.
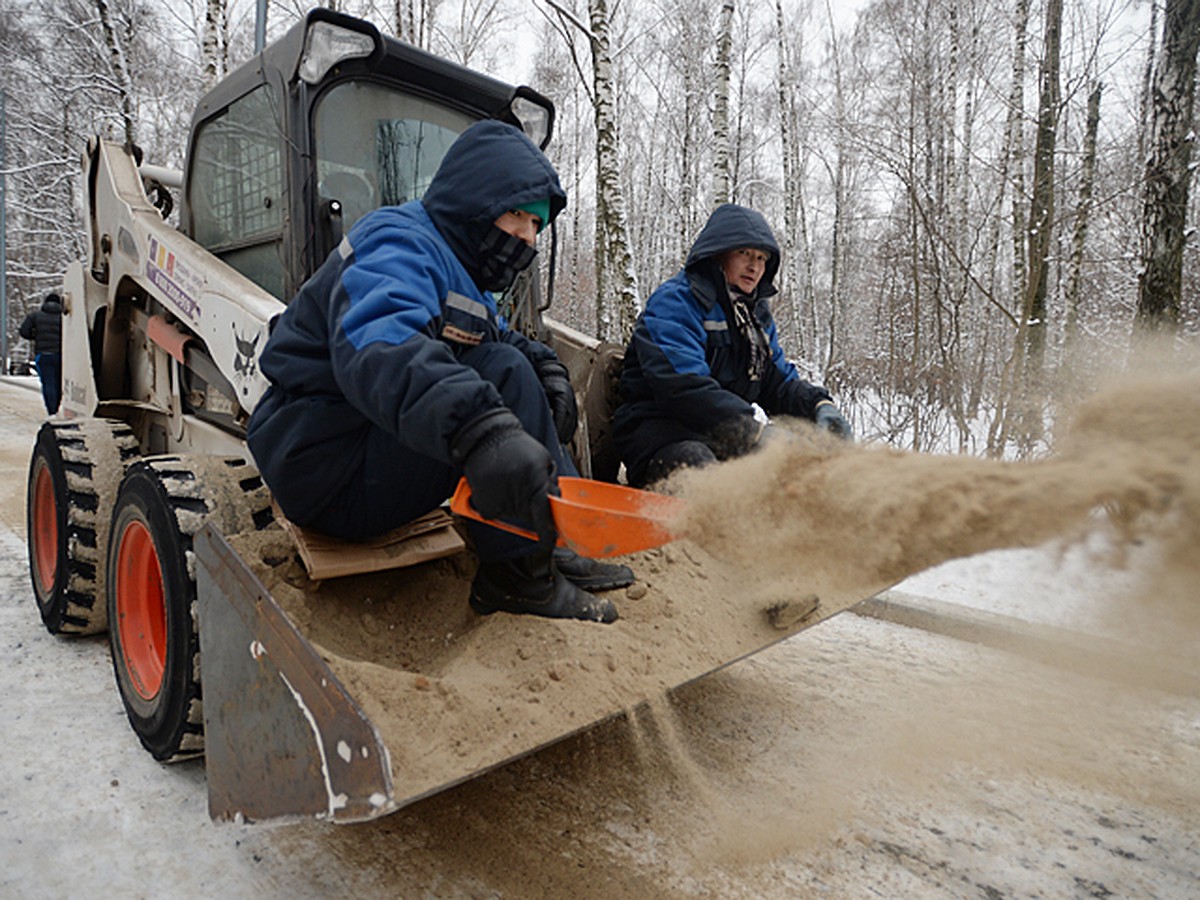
[516,198,551,233]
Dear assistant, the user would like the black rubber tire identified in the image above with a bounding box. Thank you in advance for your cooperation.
[106,455,273,762]
[26,419,140,635]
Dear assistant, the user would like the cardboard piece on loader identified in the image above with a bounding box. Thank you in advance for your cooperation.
[275,505,465,580]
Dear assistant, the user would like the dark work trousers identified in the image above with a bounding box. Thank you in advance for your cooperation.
[304,341,577,562]
[34,353,61,415]
[637,439,717,488]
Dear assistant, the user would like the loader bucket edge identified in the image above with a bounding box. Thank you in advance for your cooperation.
[194,525,397,825]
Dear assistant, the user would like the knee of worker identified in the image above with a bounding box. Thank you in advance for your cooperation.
[463,342,541,401]
[463,341,557,435]
[637,440,717,488]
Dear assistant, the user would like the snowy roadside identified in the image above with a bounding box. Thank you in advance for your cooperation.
[0,379,1195,897]
[898,537,1147,635]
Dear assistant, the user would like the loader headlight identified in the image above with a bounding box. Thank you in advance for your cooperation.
[510,90,554,150]
[299,21,377,84]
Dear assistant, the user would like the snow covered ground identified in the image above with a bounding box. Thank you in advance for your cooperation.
[0,377,1196,897]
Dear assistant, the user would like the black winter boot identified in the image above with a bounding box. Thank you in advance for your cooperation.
[470,553,619,624]
[553,548,635,591]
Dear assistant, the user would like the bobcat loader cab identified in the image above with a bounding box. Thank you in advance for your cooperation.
[184,10,555,303]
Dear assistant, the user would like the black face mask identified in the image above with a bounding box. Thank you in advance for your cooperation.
[476,224,538,292]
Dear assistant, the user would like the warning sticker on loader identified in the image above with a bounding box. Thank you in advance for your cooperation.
[147,237,202,324]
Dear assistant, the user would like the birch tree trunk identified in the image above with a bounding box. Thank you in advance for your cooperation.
[1063,82,1102,350]
[588,0,639,341]
[983,0,1028,310]
[955,6,983,440]
[394,0,438,48]
[824,3,849,375]
[1135,0,1200,333]
[711,0,734,206]
[1137,0,1160,169]
[94,0,136,146]
[1007,0,1030,318]
[679,17,699,258]
[985,0,1030,456]
[944,0,959,271]
[202,0,229,89]
[541,0,638,340]
[938,0,973,449]
[957,7,979,281]
[774,0,814,360]
[1021,0,1062,385]
[994,0,1061,453]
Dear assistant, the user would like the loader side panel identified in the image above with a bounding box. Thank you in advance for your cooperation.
[75,139,286,445]
[59,262,103,416]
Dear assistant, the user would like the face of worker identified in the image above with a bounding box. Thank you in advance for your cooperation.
[494,209,543,247]
[721,247,769,294]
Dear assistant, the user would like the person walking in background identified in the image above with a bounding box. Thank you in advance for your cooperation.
[613,203,852,488]
[19,292,63,415]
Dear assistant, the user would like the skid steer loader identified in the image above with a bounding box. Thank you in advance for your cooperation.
[25,10,869,824]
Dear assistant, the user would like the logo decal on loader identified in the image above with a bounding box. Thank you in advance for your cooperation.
[146,237,201,323]
[234,326,260,378]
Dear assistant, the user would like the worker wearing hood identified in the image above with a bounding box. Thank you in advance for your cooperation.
[613,203,851,487]
[248,120,630,624]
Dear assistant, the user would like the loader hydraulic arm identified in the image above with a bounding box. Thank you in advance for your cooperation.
[82,138,285,419]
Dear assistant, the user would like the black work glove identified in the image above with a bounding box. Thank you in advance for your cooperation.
[814,402,853,441]
[453,409,558,548]
[537,360,578,444]
[711,409,768,458]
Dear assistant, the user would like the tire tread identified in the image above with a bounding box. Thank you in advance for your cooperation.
[109,454,273,762]
[30,419,139,635]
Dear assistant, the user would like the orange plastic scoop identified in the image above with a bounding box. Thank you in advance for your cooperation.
[449,476,684,558]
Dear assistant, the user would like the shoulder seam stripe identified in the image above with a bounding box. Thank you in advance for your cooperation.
[446,292,488,319]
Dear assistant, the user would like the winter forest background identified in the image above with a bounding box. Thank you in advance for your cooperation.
[0,0,1196,458]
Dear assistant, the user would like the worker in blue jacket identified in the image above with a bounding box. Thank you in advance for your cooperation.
[248,120,631,624]
[613,203,851,488]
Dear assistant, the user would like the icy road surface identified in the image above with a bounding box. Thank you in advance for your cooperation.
[0,378,1196,898]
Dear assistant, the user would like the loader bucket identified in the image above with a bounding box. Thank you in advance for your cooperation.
[193,522,888,824]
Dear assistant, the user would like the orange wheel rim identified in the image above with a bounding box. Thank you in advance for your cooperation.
[115,520,167,699]
[32,462,59,595]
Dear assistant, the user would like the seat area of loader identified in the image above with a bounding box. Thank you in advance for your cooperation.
[274,505,465,581]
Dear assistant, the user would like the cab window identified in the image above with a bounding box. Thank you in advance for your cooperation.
[189,84,286,298]
[313,81,474,232]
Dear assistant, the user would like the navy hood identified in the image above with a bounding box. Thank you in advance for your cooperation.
[421,120,567,281]
[685,203,781,302]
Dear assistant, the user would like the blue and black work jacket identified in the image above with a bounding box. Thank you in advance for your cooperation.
[613,204,830,475]
[247,120,567,525]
